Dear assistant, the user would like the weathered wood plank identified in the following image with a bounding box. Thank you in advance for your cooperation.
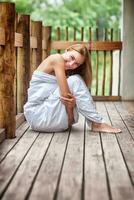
[96,102,134,200]
[92,96,121,101]
[0,2,16,138]
[115,103,134,185]
[14,32,23,47]
[84,112,109,200]
[0,122,29,162]
[51,41,122,51]
[16,113,25,129]
[42,26,51,59]
[0,128,5,144]
[16,14,30,113]
[56,115,84,200]
[2,133,53,200]
[0,27,5,45]
[0,128,39,198]
[122,102,134,115]
[28,130,69,200]
[114,101,134,139]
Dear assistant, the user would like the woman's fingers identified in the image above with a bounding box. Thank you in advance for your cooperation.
[60,98,75,108]
[60,96,73,102]
[60,94,76,108]
[61,99,72,105]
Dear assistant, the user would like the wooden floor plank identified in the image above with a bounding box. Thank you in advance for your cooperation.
[16,113,25,129]
[122,101,134,115]
[28,130,69,200]
[114,101,134,139]
[0,128,5,144]
[96,102,134,200]
[84,114,109,200]
[0,128,39,198]
[105,102,134,185]
[2,133,53,200]
[0,122,29,162]
[56,115,84,200]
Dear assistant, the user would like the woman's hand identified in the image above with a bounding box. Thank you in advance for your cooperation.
[60,93,76,109]
[60,93,76,127]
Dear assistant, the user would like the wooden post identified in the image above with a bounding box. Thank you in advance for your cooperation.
[14,13,18,115]
[42,26,51,60]
[0,2,16,138]
[30,21,42,78]
[16,14,30,113]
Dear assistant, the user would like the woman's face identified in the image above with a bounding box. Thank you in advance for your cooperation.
[63,50,85,70]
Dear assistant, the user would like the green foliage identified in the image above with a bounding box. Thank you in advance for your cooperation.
[6,0,121,30]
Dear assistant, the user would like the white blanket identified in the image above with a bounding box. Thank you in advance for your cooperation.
[23,70,79,132]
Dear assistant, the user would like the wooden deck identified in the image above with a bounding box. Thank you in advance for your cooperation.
[0,101,134,200]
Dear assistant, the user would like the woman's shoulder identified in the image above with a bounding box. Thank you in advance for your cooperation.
[48,53,64,64]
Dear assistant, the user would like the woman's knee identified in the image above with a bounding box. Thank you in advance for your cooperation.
[67,74,87,93]
[67,74,83,85]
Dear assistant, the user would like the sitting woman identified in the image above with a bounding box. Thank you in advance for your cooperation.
[23,44,121,133]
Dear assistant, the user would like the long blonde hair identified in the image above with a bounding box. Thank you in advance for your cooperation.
[66,43,92,88]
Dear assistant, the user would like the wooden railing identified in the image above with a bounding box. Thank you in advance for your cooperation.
[50,27,122,100]
[0,2,122,138]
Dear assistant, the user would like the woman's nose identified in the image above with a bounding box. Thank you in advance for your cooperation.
[69,60,75,66]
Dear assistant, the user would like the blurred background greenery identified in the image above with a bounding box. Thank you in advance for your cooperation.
[0,0,121,33]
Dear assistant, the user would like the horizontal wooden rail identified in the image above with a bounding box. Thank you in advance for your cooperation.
[93,96,121,101]
[51,41,122,51]
[0,31,47,49]
[30,36,37,48]
[0,29,122,51]
[15,32,23,47]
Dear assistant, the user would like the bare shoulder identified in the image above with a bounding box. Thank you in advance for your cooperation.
[36,53,64,74]
[48,53,64,66]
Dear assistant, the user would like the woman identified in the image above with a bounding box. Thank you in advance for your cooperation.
[24,44,121,133]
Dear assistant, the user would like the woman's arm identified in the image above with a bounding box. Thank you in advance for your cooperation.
[50,54,75,126]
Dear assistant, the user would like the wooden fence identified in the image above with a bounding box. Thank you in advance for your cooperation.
[0,2,122,138]
[51,27,122,99]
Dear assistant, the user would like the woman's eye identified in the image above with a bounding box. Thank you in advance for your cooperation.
[71,55,75,60]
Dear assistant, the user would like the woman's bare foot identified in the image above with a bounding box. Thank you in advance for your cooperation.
[91,122,121,134]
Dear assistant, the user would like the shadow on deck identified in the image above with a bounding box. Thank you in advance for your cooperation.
[0,101,134,200]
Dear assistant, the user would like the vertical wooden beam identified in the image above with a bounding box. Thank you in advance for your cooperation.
[65,27,68,41]
[0,2,16,138]
[14,12,18,115]
[88,27,92,92]
[16,14,30,113]
[35,21,42,66]
[109,28,113,96]
[118,28,121,96]
[56,27,61,53]
[102,28,107,95]
[30,21,42,77]
[95,28,99,96]
[80,27,84,41]
[73,27,76,41]
[42,26,51,60]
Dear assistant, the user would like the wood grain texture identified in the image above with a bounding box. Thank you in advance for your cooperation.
[28,131,69,200]
[96,102,134,200]
[56,115,84,200]
[0,2,16,138]
[2,133,53,200]
[0,128,39,198]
